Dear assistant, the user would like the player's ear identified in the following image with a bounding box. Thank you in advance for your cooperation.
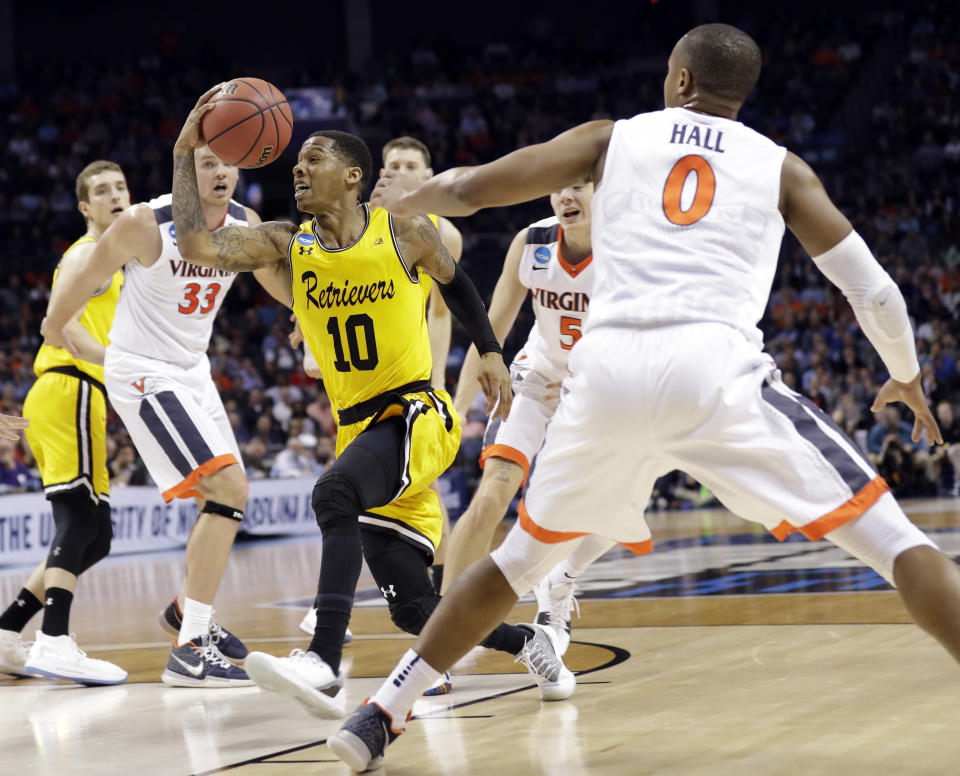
[346,166,363,186]
[78,201,90,221]
[678,66,694,97]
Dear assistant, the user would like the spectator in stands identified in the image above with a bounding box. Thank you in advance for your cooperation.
[242,437,273,480]
[0,438,32,493]
[270,433,321,479]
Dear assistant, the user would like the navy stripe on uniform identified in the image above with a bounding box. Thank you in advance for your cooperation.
[138,400,193,477]
[152,205,172,225]
[227,201,246,221]
[155,391,215,465]
[761,384,872,494]
[482,416,502,449]
[526,224,560,245]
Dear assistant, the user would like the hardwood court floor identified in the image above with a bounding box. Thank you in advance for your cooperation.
[3,500,960,775]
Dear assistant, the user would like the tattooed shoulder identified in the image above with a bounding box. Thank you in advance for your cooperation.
[392,214,454,280]
[208,221,296,271]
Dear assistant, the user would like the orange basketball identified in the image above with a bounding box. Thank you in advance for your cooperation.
[201,77,293,169]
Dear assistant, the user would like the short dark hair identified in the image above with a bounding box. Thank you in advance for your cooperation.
[382,136,431,168]
[308,130,374,192]
[678,24,762,104]
[75,160,124,203]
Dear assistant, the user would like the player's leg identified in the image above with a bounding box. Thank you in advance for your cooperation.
[533,534,617,655]
[428,480,450,593]
[441,458,525,592]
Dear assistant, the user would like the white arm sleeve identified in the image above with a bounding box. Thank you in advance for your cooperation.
[811,230,920,383]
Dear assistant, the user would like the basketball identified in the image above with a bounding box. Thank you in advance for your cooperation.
[201,77,293,169]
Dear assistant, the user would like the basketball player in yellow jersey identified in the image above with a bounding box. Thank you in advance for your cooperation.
[169,90,570,718]
[0,161,129,685]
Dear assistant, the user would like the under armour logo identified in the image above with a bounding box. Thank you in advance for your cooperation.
[373,237,383,246]
[45,598,53,606]
[15,598,25,607]
[380,584,397,599]
[52,546,62,556]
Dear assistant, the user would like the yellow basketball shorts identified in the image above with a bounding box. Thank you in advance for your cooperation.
[22,367,109,503]
[337,388,461,555]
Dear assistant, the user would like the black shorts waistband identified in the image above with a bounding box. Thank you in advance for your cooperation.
[42,365,106,396]
[337,380,433,426]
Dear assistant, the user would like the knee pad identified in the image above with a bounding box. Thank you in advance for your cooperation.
[46,492,99,574]
[388,590,440,636]
[313,470,362,534]
[203,500,245,523]
[78,501,114,573]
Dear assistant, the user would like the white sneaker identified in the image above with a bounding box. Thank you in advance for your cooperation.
[0,628,31,676]
[298,607,353,642]
[25,631,127,685]
[533,575,579,657]
[515,624,576,701]
[245,649,346,719]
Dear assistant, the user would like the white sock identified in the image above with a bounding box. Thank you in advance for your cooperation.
[370,649,441,726]
[555,536,616,581]
[177,598,212,646]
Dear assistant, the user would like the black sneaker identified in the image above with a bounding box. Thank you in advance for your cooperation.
[160,634,253,687]
[158,600,248,660]
[328,700,406,771]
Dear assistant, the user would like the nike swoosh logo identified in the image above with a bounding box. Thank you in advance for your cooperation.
[172,653,205,677]
[531,266,548,271]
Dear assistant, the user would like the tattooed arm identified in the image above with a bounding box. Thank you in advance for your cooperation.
[393,213,513,420]
[172,86,294,273]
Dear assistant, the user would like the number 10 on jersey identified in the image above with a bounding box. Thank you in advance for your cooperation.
[327,314,379,372]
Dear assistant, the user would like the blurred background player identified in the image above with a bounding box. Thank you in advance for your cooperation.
[41,145,290,687]
[297,137,463,679]
[166,94,568,717]
[0,161,129,685]
[449,182,615,655]
[331,23,960,770]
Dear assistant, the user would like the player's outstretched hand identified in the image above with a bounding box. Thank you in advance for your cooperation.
[174,84,222,154]
[370,170,422,216]
[40,316,79,358]
[0,413,29,441]
[477,352,513,422]
[872,372,943,445]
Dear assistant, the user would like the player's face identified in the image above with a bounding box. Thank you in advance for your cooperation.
[194,147,239,207]
[293,137,358,213]
[79,171,131,231]
[381,148,432,181]
[550,182,594,230]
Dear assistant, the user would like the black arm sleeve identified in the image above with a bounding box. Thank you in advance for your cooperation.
[437,263,502,356]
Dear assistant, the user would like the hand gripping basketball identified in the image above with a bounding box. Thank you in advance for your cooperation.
[174,84,223,154]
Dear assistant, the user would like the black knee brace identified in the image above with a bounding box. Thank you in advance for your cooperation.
[203,500,245,522]
[388,589,441,636]
[312,470,363,535]
[46,492,100,574]
[77,500,113,573]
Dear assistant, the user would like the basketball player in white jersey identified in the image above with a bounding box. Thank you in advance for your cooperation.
[448,182,614,655]
[42,146,291,687]
[330,24,960,769]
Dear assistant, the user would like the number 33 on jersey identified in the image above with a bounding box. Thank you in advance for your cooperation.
[289,205,434,417]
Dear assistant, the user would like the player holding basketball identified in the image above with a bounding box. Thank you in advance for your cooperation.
[41,146,289,687]
[0,161,129,685]
[447,182,615,655]
[168,91,572,717]
[298,137,463,658]
[330,23,960,769]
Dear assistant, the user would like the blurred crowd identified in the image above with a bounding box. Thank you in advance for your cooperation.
[2,3,960,503]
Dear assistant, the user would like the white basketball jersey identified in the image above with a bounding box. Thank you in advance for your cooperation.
[589,107,787,345]
[515,216,594,380]
[109,194,244,368]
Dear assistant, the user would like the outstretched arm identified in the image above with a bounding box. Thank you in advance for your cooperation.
[393,214,512,419]
[172,87,294,272]
[781,151,939,445]
[371,120,613,217]
[453,228,529,417]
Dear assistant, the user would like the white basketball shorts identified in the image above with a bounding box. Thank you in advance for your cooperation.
[479,358,559,480]
[520,322,925,557]
[105,348,243,502]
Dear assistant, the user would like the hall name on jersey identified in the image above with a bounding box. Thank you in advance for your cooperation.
[168,260,236,278]
[669,123,726,153]
[531,288,589,312]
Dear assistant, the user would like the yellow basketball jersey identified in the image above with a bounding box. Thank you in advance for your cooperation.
[33,235,124,384]
[290,205,433,417]
[418,214,441,302]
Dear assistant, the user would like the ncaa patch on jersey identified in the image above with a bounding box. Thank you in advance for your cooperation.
[169,224,177,243]
[534,246,551,264]
[296,233,316,246]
